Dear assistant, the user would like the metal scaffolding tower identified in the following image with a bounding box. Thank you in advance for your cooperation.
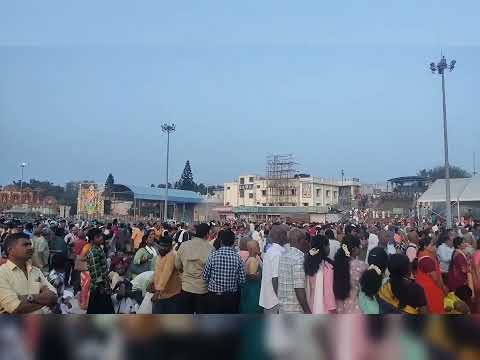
[265,154,298,206]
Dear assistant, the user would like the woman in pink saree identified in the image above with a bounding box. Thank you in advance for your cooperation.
[304,235,336,314]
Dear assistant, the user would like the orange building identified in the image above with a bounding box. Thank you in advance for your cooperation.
[0,186,59,211]
[0,186,41,209]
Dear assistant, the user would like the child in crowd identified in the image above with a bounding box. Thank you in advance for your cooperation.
[444,286,473,314]
[111,279,140,314]
[108,254,130,290]
[48,254,73,314]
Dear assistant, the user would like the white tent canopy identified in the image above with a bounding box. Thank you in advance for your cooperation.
[417,177,480,203]
[459,177,480,201]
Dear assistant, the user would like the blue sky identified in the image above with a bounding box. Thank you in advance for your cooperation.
[1,1,479,187]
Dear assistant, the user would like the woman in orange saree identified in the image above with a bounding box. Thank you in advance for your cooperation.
[79,241,92,310]
[415,237,447,314]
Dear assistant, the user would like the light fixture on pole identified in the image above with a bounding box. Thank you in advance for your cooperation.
[430,55,456,228]
[19,162,27,190]
[162,123,176,222]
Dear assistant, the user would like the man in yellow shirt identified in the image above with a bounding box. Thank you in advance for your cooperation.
[175,223,213,313]
[0,233,57,314]
[131,223,145,251]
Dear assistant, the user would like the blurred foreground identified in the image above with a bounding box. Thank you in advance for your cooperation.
[1,316,479,360]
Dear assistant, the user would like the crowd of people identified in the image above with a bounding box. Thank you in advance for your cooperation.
[1,216,479,314]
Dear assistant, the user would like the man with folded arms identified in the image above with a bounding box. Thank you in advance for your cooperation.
[0,233,57,314]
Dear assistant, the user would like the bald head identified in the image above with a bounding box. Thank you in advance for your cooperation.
[407,230,419,244]
[247,240,260,257]
[270,224,289,246]
[287,228,307,249]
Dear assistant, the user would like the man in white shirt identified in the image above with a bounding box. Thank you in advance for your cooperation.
[325,229,340,261]
[365,226,380,260]
[259,224,289,314]
[437,232,455,275]
[405,230,419,263]
[251,224,264,253]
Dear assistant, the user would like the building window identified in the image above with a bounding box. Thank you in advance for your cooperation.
[262,203,266,206]
[303,203,309,206]
[316,189,321,196]
[291,189,296,196]
[249,193,254,199]
[257,185,260,189]
[240,178,244,185]
[262,190,267,196]
[256,202,260,205]
[334,191,337,198]
[326,190,331,197]
[240,190,244,198]
[249,177,254,182]
[226,202,230,205]
[227,186,230,190]
[280,189,285,196]
[316,203,321,206]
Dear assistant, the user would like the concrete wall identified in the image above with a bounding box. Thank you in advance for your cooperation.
[224,182,239,207]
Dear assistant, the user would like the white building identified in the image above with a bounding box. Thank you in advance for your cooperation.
[223,174,360,222]
[225,175,359,208]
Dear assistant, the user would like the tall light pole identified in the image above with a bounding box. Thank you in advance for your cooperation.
[206,184,210,222]
[162,123,175,222]
[430,55,456,228]
[474,152,477,176]
[19,162,27,190]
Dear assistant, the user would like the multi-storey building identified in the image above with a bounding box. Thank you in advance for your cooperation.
[224,174,360,222]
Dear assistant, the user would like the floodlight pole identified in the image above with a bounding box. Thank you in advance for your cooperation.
[430,56,455,228]
[19,162,27,190]
[162,124,176,222]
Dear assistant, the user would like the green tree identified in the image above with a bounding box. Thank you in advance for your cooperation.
[177,160,196,191]
[103,174,115,213]
[105,173,115,188]
[63,181,81,214]
[417,165,471,181]
[196,183,206,195]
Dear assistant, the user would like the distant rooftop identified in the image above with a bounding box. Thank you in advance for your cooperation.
[387,176,429,184]
[109,184,203,204]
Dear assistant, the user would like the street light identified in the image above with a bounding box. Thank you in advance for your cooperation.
[430,55,456,228]
[206,184,210,222]
[162,123,176,222]
[19,162,27,190]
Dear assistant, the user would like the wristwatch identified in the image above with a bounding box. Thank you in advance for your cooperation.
[27,295,36,303]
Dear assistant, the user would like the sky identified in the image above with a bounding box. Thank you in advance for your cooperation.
[1,1,479,188]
